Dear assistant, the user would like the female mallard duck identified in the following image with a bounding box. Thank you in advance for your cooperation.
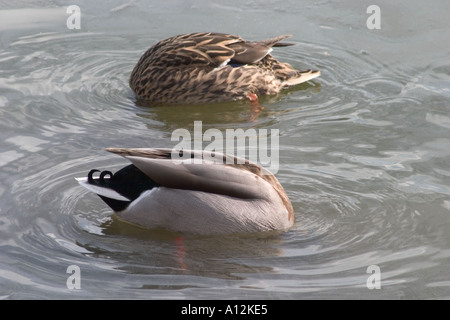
[77,148,294,235]
[129,32,320,104]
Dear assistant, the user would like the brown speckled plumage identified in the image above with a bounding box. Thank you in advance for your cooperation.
[129,32,320,104]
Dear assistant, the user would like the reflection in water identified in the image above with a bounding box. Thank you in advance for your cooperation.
[133,80,321,132]
[98,215,286,281]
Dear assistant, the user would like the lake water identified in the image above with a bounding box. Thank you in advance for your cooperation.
[1,0,450,299]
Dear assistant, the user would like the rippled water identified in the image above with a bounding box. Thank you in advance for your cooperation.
[1,0,450,299]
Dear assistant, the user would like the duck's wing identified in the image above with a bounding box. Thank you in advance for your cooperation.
[230,34,294,65]
[143,32,243,69]
[139,33,295,69]
[106,148,271,200]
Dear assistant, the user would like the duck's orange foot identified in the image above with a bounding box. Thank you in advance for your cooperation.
[175,235,187,271]
[247,93,263,110]
[248,93,258,103]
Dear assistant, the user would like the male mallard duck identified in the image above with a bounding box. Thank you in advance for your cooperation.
[76,148,294,235]
[129,32,320,104]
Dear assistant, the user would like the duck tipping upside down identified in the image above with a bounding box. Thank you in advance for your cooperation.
[129,32,320,104]
[76,148,295,235]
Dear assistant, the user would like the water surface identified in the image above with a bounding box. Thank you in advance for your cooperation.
[1,0,450,299]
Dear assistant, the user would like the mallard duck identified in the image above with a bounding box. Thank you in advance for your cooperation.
[76,148,294,235]
[129,32,320,104]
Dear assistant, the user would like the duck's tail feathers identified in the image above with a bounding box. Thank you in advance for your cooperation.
[75,177,130,202]
[282,69,321,87]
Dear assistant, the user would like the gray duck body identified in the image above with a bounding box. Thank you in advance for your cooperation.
[77,148,295,235]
